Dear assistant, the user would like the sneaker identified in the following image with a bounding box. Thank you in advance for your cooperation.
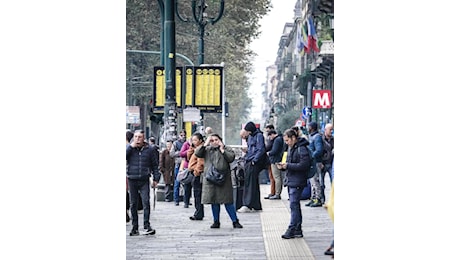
[175,202,179,206]
[237,206,251,213]
[310,199,322,207]
[264,194,274,199]
[210,221,220,228]
[269,194,281,200]
[304,200,313,207]
[281,229,296,239]
[293,229,303,238]
[129,228,139,236]
[144,225,156,235]
[184,204,189,208]
[232,220,243,228]
[324,246,334,256]
[189,216,203,221]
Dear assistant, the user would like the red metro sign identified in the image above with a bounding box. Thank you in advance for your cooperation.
[312,90,332,109]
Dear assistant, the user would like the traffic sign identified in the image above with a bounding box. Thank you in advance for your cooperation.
[302,106,312,119]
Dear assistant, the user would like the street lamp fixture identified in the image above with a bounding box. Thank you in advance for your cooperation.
[176,0,225,65]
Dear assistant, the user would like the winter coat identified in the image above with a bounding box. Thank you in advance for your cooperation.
[245,129,266,165]
[160,149,175,185]
[180,141,191,168]
[308,131,323,162]
[126,143,160,182]
[195,144,235,204]
[284,137,310,188]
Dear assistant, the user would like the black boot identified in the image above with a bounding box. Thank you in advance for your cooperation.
[210,221,220,228]
[233,219,243,228]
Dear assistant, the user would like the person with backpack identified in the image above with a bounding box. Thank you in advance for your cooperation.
[306,121,324,207]
[276,128,310,239]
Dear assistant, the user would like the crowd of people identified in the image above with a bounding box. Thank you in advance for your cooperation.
[126,121,334,257]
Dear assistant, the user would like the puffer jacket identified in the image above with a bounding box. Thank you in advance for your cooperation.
[308,131,323,162]
[126,143,160,182]
[284,137,310,188]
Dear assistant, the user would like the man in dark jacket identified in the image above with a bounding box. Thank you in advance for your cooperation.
[267,129,285,200]
[126,130,161,236]
[277,128,310,239]
[306,121,324,207]
[263,124,276,199]
[238,121,265,213]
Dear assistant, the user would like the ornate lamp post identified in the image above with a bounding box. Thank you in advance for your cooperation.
[176,0,225,65]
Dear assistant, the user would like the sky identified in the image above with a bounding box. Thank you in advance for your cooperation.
[248,0,298,122]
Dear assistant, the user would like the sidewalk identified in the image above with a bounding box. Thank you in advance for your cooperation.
[126,175,333,260]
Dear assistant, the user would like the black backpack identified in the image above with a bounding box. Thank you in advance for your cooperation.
[321,135,333,163]
[296,142,316,179]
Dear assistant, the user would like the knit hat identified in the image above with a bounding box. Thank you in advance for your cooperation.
[244,121,257,133]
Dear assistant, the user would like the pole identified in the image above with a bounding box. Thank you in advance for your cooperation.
[164,0,177,143]
[221,62,226,143]
[157,0,165,66]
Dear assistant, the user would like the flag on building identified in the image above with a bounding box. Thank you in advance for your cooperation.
[301,22,308,53]
[296,22,308,56]
[295,22,305,55]
[306,17,320,54]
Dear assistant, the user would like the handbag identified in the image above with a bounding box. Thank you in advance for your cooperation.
[205,164,226,186]
[177,168,194,185]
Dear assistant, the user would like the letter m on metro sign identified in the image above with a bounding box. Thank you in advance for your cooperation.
[312,90,332,109]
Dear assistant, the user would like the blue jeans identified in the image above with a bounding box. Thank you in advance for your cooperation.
[173,165,180,203]
[211,203,238,222]
[287,186,303,231]
[128,179,151,229]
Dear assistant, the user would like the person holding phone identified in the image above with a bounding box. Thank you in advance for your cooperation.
[277,128,310,239]
[194,133,243,228]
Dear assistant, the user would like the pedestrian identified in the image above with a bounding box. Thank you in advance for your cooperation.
[324,159,334,258]
[205,126,214,137]
[194,133,243,228]
[187,132,205,220]
[126,130,134,223]
[276,128,310,239]
[263,125,276,199]
[126,130,160,236]
[159,140,175,202]
[305,122,324,207]
[180,137,193,208]
[171,130,187,206]
[239,129,248,155]
[266,129,285,200]
[238,121,264,213]
[319,123,334,202]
